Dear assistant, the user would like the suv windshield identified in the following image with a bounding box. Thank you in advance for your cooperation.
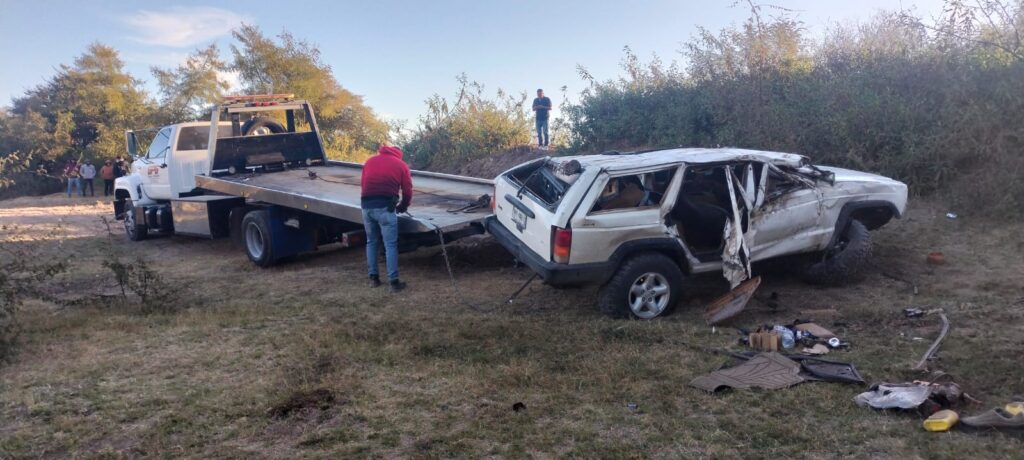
[507,160,571,207]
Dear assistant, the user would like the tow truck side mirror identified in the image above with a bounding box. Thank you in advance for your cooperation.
[125,131,138,157]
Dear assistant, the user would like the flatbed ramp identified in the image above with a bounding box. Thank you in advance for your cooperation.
[194,161,493,234]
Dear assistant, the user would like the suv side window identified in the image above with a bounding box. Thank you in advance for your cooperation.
[590,168,677,214]
[147,128,172,160]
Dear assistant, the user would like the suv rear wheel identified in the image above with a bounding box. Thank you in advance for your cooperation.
[598,253,685,319]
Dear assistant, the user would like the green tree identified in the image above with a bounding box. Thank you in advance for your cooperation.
[152,44,230,123]
[8,43,155,161]
[230,25,388,162]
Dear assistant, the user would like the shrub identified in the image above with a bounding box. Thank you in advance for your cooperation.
[403,75,532,170]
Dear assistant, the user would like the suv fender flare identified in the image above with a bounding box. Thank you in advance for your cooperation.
[827,200,900,248]
[603,238,692,284]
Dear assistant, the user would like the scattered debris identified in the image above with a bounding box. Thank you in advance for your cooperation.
[794,322,836,340]
[923,409,960,432]
[792,356,865,384]
[913,310,951,371]
[627,402,639,412]
[704,276,761,325]
[855,383,933,409]
[802,344,830,355]
[691,352,805,393]
[746,329,781,351]
[903,308,926,318]
[962,402,1024,429]
[945,212,958,219]
[512,402,526,412]
[927,252,946,265]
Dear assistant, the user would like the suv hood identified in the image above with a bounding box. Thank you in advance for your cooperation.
[819,166,905,186]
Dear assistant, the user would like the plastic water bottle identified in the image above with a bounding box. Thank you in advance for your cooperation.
[773,325,796,349]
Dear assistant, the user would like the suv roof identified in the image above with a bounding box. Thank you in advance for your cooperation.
[553,148,809,172]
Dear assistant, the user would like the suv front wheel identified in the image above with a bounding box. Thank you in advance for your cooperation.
[598,253,685,319]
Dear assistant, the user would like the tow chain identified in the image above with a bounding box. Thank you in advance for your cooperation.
[404,210,537,313]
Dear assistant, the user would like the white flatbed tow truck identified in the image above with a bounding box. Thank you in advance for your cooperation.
[114,95,492,266]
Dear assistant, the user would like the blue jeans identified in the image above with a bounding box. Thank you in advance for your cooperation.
[66,178,80,197]
[362,207,399,281]
[536,118,549,146]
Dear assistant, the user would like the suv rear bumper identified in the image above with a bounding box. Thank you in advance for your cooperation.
[485,216,612,286]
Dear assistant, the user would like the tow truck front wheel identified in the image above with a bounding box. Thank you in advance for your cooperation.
[598,253,685,319]
[123,200,147,241]
[242,210,275,267]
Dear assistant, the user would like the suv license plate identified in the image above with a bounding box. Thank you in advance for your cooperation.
[511,207,528,232]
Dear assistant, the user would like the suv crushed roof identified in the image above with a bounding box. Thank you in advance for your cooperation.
[552,148,809,171]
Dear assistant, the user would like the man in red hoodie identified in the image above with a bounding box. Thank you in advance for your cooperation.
[361,144,414,292]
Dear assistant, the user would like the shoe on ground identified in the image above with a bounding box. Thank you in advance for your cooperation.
[369,275,381,288]
[390,279,407,292]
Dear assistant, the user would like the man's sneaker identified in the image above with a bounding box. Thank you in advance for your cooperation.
[369,275,381,288]
[390,279,407,292]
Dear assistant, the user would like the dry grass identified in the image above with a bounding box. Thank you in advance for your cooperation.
[1,194,1023,458]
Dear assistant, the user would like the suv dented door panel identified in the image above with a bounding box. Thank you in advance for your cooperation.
[748,164,828,261]
[569,165,684,265]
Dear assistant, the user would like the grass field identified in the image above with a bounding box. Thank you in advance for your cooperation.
[1,194,1022,458]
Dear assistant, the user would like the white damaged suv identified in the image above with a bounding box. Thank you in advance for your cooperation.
[485,148,908,319]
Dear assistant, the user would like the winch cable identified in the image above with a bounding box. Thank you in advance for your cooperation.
[402,210,539,313]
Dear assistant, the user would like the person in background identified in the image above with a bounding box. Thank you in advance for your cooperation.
[63,159,81,198]
[360,144,413,292]
[532,88,553,149]
[79,159,96,197]
[114,156,127,177]
[100,160,116,196]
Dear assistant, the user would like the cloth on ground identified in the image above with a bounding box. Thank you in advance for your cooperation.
[691,352,804,393]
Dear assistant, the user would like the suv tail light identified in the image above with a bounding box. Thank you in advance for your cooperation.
[491,186,496,212]
[552,226,572,264]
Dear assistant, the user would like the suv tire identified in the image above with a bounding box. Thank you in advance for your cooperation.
[799,220,871,285]
[598,253,685,319]
[123,200,148,241]
[242,210,276,267]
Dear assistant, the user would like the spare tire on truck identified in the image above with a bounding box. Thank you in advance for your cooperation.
[799,220,872,285]
[241,117,286,136]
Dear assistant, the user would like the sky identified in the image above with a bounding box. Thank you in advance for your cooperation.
[0,0,948,124]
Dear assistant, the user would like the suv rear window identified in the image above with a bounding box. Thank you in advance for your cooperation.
[506,160,570,208]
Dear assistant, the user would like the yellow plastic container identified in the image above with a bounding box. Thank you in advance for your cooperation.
[1006,402,1024,416]
[923,410,959,432]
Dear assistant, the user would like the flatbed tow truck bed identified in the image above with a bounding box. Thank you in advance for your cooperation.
[195,161,493,235]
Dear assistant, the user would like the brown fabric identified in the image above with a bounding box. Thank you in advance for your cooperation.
[690,352,805,393]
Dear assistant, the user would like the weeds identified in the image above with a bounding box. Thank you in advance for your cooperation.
[99,216,177,314]
[0,224,67,362]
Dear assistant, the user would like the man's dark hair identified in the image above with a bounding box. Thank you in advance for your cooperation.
[537,89,543,92]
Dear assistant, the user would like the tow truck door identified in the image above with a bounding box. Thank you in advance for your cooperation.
[136,127,173,200]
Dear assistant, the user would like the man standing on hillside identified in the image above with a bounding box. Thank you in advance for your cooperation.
[360,144,413,292]
[532,89,552,148]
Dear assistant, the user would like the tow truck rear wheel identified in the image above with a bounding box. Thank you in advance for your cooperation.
[242,210,275,267]
[598,253,685,319]
[123,200,148,241]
